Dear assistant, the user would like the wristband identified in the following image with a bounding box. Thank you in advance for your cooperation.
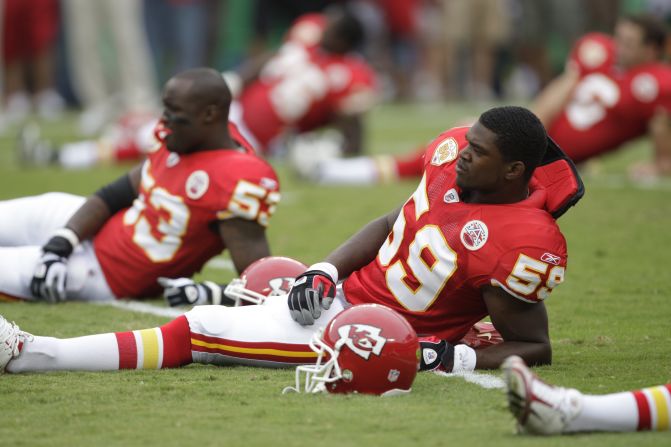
[52,228,80,249]
[452,344,477,373]
[203,281,223,305]
[308,262,339,284]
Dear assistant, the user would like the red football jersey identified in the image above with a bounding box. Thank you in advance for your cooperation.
[344,128,568,342]
[550,34,671,162]
[239,13,377,152]
[94,135,280,298]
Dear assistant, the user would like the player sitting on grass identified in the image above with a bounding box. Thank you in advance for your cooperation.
[0,106,582,393]
[0,68,279,304]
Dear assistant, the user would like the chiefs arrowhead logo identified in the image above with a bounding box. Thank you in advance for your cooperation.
[337,324,386,360]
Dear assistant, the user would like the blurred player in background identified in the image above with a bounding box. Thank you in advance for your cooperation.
[0,68,279,304]
[19,5,377,170]
[310,14,671,184]
[502,355,671,435]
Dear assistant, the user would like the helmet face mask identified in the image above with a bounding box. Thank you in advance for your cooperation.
[284,304,420,396]
[224,256,307,305]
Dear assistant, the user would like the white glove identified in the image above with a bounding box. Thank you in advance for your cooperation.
[158,277,224,307]
[30,252,69,302]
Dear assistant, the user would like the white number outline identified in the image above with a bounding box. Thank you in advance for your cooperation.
[124,187,190,263]
[222,180,280,227]
[504,254,565,301]
[565,73,620,130]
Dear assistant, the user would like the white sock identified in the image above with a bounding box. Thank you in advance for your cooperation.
[316,157,379,185]
[567,391,639,432]
[6,334,119,372]
[58,141,101,169]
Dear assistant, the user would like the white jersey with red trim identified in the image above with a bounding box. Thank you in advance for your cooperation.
[94,137,280,298]
[344,127,568,342]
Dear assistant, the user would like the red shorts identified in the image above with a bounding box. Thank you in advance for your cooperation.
[3,0,59,62]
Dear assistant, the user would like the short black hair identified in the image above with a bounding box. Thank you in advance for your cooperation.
[329,6,364,51]
[478,106,547,181]
[623,14,668,52]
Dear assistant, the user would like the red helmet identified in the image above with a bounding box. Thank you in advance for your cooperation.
[286,304,420,395]
[224,256,307,305]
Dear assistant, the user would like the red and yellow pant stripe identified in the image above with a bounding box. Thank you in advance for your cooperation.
[634,384,671,431]
[190,332,318,364]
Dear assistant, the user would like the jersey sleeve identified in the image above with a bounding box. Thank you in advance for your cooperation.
[484,245,567,303]
[214,157,281,227]
[422,126,469,171]
[567,33,615,76]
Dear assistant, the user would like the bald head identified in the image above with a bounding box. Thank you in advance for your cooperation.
[160,67,236,154]
[169,67,232,113]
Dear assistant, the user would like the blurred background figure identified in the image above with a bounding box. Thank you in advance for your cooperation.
[143,0,219,85]
[1,0,65,128]
[441,0,512,101]
[62,0,158,135]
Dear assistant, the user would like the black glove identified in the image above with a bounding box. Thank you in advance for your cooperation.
[158,277,229,306]
[287,270,336,326]
[419,338,455,372]
[30,232,77,303]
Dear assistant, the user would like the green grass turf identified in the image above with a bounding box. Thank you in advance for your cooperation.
[0,103,670,446]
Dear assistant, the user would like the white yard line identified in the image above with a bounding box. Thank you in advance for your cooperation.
[434,370,505,389]
[95,300,185,318]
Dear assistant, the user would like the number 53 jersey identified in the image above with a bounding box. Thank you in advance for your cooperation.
[93,135,280,299]
[344,127,567,342]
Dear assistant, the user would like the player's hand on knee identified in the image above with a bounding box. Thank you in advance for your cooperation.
[158,277,224,306]
[31,252,69,303]
[287,268,336,326]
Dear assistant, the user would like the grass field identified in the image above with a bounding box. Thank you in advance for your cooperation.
[0,103,670,446]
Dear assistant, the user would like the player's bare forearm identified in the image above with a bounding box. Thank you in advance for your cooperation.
[474,340,552,369]
[531,67,580,127]
[481,285,552,369]
[325,206,401,278]
[64,195,113,241]
[218,219,271,274]
[65,165,142,240]
[650,109,671,175]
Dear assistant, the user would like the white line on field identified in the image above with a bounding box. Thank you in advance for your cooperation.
[434,370,505,389]
[94,300,185,318]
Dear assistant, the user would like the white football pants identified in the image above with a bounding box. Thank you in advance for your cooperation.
[186,291,348,368]
[0,193,115,301]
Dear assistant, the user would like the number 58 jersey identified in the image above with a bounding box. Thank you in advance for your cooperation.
[344,127,568,342]
[93,138,280,299]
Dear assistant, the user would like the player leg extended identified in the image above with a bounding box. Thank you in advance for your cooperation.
[1,298,346,373]
[502,355,671,434]
[0,193,85,247]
